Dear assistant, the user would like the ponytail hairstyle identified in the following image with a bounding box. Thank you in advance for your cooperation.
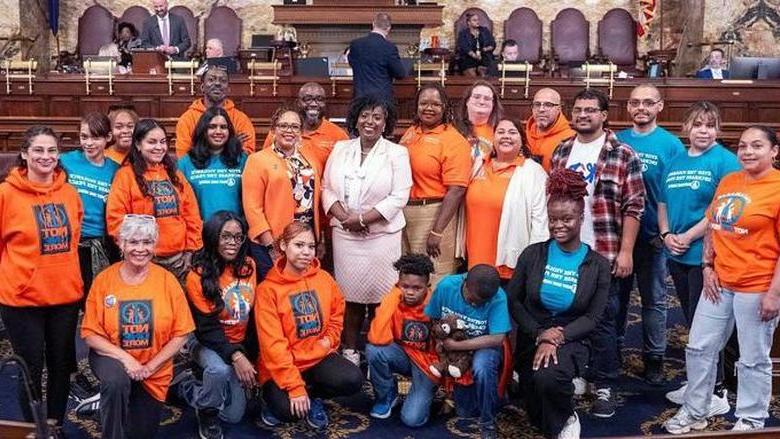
[127,118,181,197]
[546,168,588,214]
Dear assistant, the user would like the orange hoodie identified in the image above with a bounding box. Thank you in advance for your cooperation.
[524,113,576,172]
[0,168,84,307]
[175,98,256,157]
[106,165,203,257]
[255,258,345,398]
[368,287,441,383]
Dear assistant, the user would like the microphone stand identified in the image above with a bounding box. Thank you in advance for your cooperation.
[0,354,53,438]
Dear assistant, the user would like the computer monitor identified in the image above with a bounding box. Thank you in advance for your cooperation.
[729,56,780,79]
[294,58,329,77]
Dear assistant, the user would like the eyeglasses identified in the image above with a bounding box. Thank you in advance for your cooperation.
[532,101,560,110]
[300,96,325,104]
[276,123,302,132]
[628,99,660,108]
[571,107,603,115]
[219,233,246,244]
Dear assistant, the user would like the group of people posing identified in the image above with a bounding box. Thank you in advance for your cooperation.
[1,65,779,439]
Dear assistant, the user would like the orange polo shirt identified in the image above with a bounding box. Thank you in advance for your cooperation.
[262,119,349,171]
[398,123,471,200]
[465,156,525,279]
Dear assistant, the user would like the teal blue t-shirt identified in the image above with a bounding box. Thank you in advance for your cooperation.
[617,126,685,239]
[178,153,247,221]
[659,144,740,265]
[60,150,119,238]
[540,241,588,315]
[424,273,511,338]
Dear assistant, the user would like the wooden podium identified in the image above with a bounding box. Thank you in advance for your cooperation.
[131,50,166,75]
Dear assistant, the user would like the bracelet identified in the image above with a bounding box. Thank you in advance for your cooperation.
[660,231,671,239]
[358,213,366,228]
[429,230,443,238]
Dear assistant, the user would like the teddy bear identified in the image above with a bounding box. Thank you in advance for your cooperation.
[429,314,473,379]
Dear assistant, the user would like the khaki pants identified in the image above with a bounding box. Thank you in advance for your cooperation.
[402,203,457,287]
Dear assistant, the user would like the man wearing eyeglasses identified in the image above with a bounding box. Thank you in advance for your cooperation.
[524,88,575,171]
[262,82,349,171]
[615,84,685,386]
[175,66,256,157]
[550,88,646,419]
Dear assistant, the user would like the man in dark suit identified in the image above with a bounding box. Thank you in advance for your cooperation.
[348,13,406,103]
[695,48,730,79]
[139,0,191,60]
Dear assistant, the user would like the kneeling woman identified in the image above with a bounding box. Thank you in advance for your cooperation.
[81,214,194,439]
[508,169,611,438]
[255,222,364,429]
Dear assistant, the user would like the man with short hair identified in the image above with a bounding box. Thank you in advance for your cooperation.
[525,88,576,171]
[348,13,406,102]
[262,82,348,171]
[695,48,730,79]
[139,0,191,60]
[551,88,646,419]
[175,66,255,157]
[500,40,519,62]
[196,38,238,75]
[425,265,511,439]
[616,84,685,385]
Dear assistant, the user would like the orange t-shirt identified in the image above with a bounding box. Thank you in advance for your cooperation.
[185,258,257,344]
[262,119,349,171]
[708,169,780,293]
[367,287,441,383]
[472,122,495,157]
[105,147,129,165]
[398,124,471,199]
[81,263,195,401]
[465,156,524,279]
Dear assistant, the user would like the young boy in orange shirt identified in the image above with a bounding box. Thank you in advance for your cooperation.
[366,254,440,427]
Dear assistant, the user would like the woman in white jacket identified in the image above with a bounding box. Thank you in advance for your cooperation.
[322,95,412,366]
[463,118,549,283]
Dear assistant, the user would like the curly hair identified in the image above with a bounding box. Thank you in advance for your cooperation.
[547,168,588,213]
[127,119,181,197]
[345,95,397,138]
[393,253,434,280]
[188,106,243,169]
[411,83,454,127]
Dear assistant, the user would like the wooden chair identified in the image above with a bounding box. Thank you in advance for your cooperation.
[504,7,543,65]
[597,8,638,73]
[77,5,115,58]
[204,6,242,58]
[550,8,589,77]
[170,6,199,59]
[452,7,494,75]
[118,6,150,36]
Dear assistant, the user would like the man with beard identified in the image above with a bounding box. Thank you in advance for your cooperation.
[616,84,685,386]
[175,66,256,157]
[139,0,191,60]
[524,88,575,172]
[262,82,348,171]
[550,88,645,419]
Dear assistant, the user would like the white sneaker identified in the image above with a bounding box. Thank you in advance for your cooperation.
[665,383,687,405]
[663,407,708,435]
[708,389,730,417]
[342,348,360,366]
[732,418,763,431]
[558,412,580,439]
[572,377,587,396]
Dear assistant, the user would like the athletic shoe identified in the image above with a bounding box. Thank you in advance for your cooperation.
[665,383,687,405]
[342,349,360,367]
[370,387,399,419]
[196,408,223,439]
[306,398,329,430]
[663,407,707,435]
[732,418,763,431]
[591,387,616,418]
[74,392,100,417]
[708,389,730,417]
[558,412,581,439]
[259,406,281,427]
[572,377,587,396]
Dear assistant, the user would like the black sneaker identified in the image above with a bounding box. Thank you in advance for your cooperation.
[592,387,616,418]
[196,408,223,439]
[644,357,664,386]
[74,392,100,418]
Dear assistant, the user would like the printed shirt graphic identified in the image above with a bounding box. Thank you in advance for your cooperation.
[400,318,430,351]
[274,146,316,228]
[289,290,323,339]
[60,150,119,238]
[540,241,588,315]
[424,273,511,338]
[149,180,181,217]
[178,153,247,220]
[119,300,153,349]
[33,203,73,255]
[565,134,605,248]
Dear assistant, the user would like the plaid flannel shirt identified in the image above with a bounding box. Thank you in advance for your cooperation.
[551,129,646,262]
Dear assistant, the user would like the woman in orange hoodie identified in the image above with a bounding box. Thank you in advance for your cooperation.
[106,119,202,282]
[0,126,84,425]
[255,221,363,430]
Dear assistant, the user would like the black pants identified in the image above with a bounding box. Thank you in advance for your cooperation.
[249,241,275,284]
[89,351,164,439]
[0,302,79,424]
[262,352,364,422]
[517,337,588,438]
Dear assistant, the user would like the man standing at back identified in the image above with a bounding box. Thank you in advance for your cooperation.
[348,13,407,103]
[525,88,575,172]
[139,0,191,60]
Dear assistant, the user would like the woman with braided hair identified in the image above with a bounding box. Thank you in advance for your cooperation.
[507,168,611,439]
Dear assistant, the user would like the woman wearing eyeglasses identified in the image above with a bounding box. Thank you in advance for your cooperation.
[242,105,321,282]
[82,214,194,439]
[176,211,257,437]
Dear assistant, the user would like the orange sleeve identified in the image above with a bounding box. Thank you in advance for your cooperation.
[263,131,274,150]
[184,270,213,314]
[233,111,257,155]
[255,284,307,398]
[241,153,272,241]
[168,271,196,336]
[175,113,196,158]
[178,173,203,251]
[322,275,346,349]
[441,133,472,188]
[105,169,133,243]
[367,288,401,346]
[80,272,109,340]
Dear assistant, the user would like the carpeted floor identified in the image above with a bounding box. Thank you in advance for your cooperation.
[2,288,780,438]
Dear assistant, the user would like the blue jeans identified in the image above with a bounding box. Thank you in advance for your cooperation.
[683,288,778,426]
[617,238,669,360]
[178,340,247,423]
[366,343,437,427]
[588,279,622,386]
[453,347,502,427]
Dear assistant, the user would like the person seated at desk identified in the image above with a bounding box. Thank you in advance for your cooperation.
[139,0,191,60]
[456,12,496,77]
[116,22,141,69]
[196,38,238,76]
[500,39,519,62]
[696,48,729,79]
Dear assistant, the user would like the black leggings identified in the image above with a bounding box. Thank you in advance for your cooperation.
[262,353,364,422]
[0,302,80,424]
[342,302,378,351]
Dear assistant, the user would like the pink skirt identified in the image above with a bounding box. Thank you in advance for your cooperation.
[332,227,402,304]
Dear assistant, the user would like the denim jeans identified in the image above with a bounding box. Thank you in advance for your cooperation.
[453,347,502,427]
[365,343,438,427]
[616,238,668,360]
[178,340,247,423]
[683,288,779,426]
[588,278,622,386]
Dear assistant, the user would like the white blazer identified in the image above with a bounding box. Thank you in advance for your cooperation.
[322,137,412,234]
